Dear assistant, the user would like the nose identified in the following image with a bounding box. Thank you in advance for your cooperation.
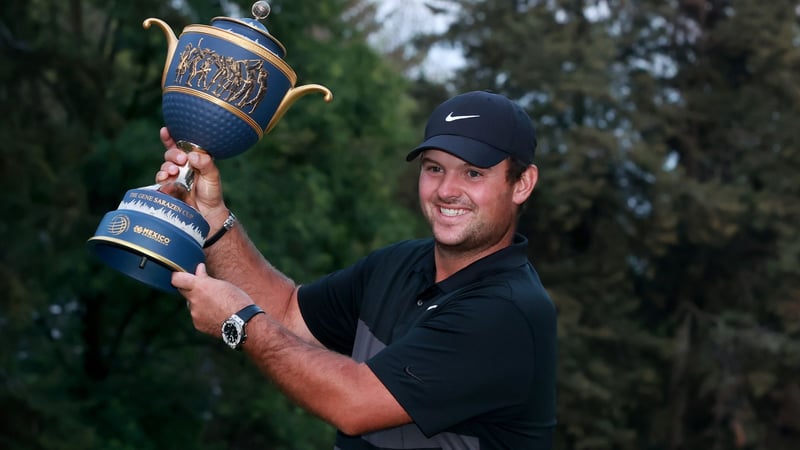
[436,172,463,201]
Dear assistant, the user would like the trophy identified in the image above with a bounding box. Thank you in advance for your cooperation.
[87,1,332,292]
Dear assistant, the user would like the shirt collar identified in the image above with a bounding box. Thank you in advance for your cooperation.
[413,233,530,294]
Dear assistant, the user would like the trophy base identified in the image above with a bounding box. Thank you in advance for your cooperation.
[87,236,198,293]
[88,188,210,293]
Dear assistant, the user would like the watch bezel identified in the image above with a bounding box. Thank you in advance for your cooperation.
[220,305,264,350]
[221,315,245,349]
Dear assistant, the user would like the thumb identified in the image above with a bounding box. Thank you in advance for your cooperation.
[195,263,208,277]
[172,266,198,290]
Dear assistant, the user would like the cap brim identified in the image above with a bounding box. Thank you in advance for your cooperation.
[405,135,508,169]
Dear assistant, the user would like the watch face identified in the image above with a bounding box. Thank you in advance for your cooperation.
[222,321,240,347]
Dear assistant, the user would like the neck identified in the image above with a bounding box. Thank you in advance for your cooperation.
[433,233,515,283]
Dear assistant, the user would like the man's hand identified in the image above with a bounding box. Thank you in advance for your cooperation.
[155,127,230,228]
[173,263,254,336]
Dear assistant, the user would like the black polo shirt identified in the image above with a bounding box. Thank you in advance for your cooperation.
[298,234,557,449]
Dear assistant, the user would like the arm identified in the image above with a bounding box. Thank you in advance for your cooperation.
[244,308,412,435]
[158,129,412,434]
[172,264,413,435]
[205,220,317,345]
[155,128,311,342]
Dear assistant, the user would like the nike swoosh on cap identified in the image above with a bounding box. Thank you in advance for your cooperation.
[445,112,481,122]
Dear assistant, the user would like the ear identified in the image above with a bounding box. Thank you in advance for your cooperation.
[512,164,538,206]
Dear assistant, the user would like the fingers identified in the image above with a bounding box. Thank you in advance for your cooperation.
[186,150,215,173]
[173,265,255,336]
[155,127,216,182]
[156,128,186,183]
[156,157,184,183]
[156,128,225,214]
[159,127,213,168]
[172,263,209,290]
[159,126,175,148]
[171,270,195,291]
[159,147,216,176]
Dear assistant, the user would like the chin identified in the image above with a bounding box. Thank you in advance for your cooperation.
[434,236,465,248]
[432,229,472,249]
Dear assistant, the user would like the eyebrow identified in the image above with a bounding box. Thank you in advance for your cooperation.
[421,152,463,165]
[421,155,488,174]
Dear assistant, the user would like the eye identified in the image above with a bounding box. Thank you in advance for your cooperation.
[424,164,443,173]
[467,169,482,178]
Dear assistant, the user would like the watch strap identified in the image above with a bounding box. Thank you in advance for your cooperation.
[235,304,265,323]
[203,210,236,248]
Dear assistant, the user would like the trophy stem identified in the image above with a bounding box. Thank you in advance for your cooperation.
[155,168,191,203]
[176,161,195,194]
[155,140,209,201]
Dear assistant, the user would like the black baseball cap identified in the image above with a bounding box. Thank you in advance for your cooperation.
[405,91,537,168]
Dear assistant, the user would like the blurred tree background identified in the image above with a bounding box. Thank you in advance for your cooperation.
[1,0,798,449]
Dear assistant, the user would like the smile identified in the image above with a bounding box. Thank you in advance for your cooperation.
[440,207,468,217]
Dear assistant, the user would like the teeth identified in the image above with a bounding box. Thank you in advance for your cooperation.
[440,207,466,217]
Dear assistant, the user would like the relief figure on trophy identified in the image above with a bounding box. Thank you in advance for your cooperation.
[175,39,270,114]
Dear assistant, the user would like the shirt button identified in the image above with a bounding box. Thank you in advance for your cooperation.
[416,299,424,306]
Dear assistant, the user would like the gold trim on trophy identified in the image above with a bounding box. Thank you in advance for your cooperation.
[87,236,188,272]
[211,17,288,56]
[164,86,264,137]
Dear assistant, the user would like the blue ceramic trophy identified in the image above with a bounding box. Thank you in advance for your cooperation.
[88,2,332,292]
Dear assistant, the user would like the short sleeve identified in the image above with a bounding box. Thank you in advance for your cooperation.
[366,294,538,437]
[297,257,369,355]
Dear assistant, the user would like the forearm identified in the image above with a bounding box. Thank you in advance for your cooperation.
[242,313,411,436]
[203,221,297,328]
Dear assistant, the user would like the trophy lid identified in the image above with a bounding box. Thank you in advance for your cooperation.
[211,1,287,58]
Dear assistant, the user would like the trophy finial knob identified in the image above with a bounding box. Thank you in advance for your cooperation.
[252,1,271,20]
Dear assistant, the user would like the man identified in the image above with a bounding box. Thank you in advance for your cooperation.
[157,90,557,449]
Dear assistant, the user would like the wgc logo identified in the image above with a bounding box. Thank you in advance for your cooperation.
[106,214,130,236]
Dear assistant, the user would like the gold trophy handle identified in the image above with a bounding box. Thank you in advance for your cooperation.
[142,18,179,88]
[264,84,333,134]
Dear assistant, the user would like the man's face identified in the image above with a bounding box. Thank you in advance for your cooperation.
[418,150,533,256]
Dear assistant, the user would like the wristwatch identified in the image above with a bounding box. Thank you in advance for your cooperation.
[221,304,265,350]
[203,210,236,249]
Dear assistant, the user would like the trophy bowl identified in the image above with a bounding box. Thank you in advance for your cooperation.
[88,1,332,292]
[149,0,332,159]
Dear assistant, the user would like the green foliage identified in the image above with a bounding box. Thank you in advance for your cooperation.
[1,0,420,448]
